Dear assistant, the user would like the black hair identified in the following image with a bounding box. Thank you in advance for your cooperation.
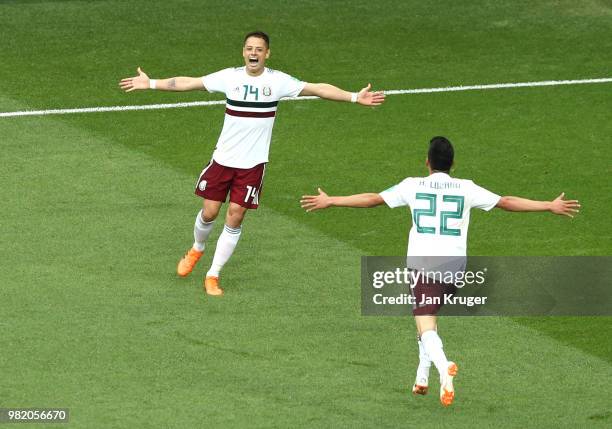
[244,31,270,48]
[428,136,454,172]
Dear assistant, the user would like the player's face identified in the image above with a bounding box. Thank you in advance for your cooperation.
[243,37,270,76]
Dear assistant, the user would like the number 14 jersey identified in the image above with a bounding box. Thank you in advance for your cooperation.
[202,67,306,169]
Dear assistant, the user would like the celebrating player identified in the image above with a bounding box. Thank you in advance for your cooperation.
[119,31,385,296]
[300,136,579,406]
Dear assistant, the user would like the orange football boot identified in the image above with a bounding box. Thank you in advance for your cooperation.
[440,362,458,407]
[204,276,224,296]
[177,248,204,277]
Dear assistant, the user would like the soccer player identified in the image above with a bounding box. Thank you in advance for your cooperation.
[300,136,579,406]
[119,31,385,296]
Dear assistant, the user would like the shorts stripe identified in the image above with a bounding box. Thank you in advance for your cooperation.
[255,163,267,205]
[196,160,213,186]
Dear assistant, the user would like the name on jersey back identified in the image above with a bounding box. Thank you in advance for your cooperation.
[418,180,461,190]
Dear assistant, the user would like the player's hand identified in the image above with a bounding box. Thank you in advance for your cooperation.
[550,192,580,217]
[301,188,331,212]
[119,67,150,92]
[357,83,386,106]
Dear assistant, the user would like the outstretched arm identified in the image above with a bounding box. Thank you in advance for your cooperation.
[119,67,204,92]
[496,192,580,218]
[301,188,385,212]
[299,83,385,106]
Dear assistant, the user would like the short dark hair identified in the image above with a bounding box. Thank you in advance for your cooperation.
[428,136,454,172]
[244,31,270,48]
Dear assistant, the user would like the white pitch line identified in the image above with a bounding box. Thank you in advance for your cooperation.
[383,77,612,95]
[1,78,610,118]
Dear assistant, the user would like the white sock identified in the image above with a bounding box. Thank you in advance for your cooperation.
[193,210,214,252]
[206,224,242,277]
[415,338,432,384]
[420,330,449,382]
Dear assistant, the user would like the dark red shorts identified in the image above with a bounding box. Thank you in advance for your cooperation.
[411,276,458,316]
[194,160,266,209]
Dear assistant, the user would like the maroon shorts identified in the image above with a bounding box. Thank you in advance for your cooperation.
[194,160,266,209]
[411,275,458,316]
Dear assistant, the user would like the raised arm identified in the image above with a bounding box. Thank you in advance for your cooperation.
[300,188,385,212]
[119,67,204,92]
[299,83,385,106]
[496,192,580,217]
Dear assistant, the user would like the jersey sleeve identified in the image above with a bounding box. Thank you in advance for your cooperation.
[379,178,413,208]
[276,71,306,98]
[468,181,501,211]
[201,68,231,94]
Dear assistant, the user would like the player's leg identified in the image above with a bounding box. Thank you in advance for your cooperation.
[203,162,265,296]
[178,161,230,277]
[409,273,433,395]
[412,276,459,406]
[415,315,445,375]
[195,198,222,249]
[177,199,222,276]
[413,330,432,396]
[412,316,438,396]
[207,203,246,274]
[204,203,247,296]
[416,315,458,406]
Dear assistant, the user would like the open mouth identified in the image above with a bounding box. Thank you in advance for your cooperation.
[248,57,258,65]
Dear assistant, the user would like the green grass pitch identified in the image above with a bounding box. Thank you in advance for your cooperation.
[1,0,611,427]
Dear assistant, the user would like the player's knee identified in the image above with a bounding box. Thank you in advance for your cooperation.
[226,204,247,227]
[202,204,221,222]
[202,210,218,222]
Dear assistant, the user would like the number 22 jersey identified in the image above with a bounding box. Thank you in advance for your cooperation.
[380,172,501,257]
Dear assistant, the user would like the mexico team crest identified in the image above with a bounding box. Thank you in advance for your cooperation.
[263,86,272,97]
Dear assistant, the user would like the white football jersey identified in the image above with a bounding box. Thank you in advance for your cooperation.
[380,172,500,257]
[202,67,306,168]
